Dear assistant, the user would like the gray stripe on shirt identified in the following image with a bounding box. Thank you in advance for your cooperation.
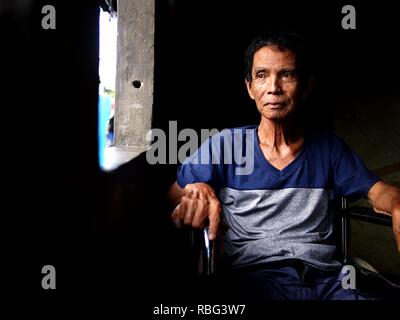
[218,187,341,270]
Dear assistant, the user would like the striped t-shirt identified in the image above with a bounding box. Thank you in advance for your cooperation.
[177,125,380,270]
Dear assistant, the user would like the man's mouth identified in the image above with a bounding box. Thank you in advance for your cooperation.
[265,102,285,109]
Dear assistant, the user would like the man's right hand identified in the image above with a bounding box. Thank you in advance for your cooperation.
[169,182,221,241]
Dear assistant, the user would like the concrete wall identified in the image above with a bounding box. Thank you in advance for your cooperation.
[115,0,154,150]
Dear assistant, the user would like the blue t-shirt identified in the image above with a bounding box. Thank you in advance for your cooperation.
[177,125,380,270]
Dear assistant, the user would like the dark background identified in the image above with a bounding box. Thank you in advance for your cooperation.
[154,0,400,130]
[3,0,399,314]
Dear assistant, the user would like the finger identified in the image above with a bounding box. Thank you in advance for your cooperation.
[191,200,206,228]
[395,234,400,253]
[182,198,196,226]
[392,212,400,253]
[170,204,181,219]
[393,225,400,253]
[207,201,221,241]
[187,189,199,199]
[170,204,182,228]
[186,189,194,198]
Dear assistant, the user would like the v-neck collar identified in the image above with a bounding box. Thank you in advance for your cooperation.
[254,126,308,177]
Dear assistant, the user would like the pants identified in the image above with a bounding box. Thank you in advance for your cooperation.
[225,259,374,300]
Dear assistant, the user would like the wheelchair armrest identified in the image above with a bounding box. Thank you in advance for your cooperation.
[346,206,392,226]
[340,200,393,265]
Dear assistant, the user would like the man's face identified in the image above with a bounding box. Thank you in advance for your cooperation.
[245,45,307,120]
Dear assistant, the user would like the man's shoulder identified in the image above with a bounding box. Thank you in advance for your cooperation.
[306,129,344,145]
[305,129,350,157]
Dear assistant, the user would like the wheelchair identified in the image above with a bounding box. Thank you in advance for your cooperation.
[185,197,400,300]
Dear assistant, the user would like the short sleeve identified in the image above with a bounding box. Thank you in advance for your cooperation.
[331,135,381,201]
[177,133,224,190]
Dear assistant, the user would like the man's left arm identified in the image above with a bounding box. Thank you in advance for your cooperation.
[367,181,400,253]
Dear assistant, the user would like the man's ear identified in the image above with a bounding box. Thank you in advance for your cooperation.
[301,76,314,100]
[245,79,255,100]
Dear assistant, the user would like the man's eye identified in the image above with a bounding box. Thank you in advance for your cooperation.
[256,73,265,79]
[282,72,295,80]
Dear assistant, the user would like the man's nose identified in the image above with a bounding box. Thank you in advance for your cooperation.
[267,75,281,94]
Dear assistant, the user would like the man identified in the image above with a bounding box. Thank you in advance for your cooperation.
[167,31,400,300]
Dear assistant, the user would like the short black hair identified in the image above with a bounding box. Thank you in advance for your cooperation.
[244,30,312,83]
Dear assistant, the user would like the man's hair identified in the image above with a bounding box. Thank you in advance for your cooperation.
[244,30,312,83]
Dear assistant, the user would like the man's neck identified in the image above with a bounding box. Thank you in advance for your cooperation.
[258,115,303,153]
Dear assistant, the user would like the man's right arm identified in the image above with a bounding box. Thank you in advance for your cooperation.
[167,181,222,240]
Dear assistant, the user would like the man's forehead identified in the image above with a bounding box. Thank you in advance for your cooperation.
[252,45,297,69]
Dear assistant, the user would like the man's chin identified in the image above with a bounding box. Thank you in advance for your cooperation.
[262,110,292,121]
